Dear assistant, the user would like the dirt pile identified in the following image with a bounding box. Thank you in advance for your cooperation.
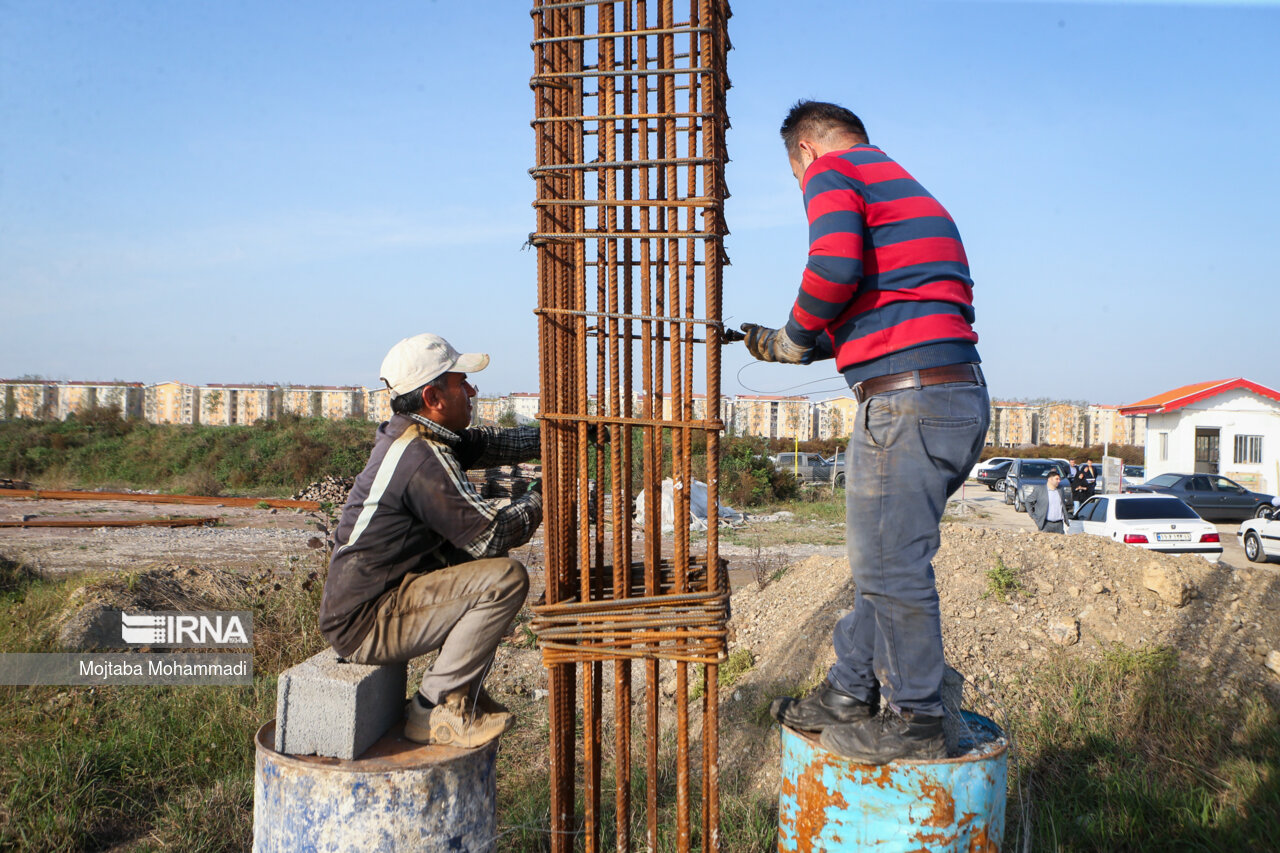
[726,524,1280,718]
[54,565,254,650]
[291,476,353,505]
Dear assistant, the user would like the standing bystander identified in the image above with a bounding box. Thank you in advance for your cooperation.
[1029,470,1068,534]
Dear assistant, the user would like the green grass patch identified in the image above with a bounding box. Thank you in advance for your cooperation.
[0,413,375,496]
[984,554,1023,602]
[692,647,756,700]
[0,561,327,850]
[1006,644,1280,851]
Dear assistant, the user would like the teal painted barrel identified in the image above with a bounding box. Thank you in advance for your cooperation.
[778,712,1007,852]
[253,720,499,852]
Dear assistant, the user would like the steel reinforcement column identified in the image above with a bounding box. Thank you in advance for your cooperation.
[528,2,732,850]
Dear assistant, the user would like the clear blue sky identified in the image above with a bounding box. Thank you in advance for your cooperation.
[3,0,1277,406]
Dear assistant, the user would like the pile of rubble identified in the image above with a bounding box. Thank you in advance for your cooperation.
[291,476,354,505]
[291,464,542,507]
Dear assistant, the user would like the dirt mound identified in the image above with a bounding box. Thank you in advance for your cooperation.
[292,476,354,505]
[727,524,1280,715]
[55,565,253,650]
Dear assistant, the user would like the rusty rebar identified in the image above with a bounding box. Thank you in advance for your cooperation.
[530,1,730,849]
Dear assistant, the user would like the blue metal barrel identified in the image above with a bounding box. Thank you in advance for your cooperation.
[254,720,499,852]
[778,712,1007,852]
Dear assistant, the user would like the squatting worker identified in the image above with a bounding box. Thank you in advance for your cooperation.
[319,333,543,748]
[744,101,990,764]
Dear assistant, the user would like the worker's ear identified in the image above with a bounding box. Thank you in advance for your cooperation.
[420,384,442,412]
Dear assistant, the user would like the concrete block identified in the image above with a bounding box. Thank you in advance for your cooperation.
[275,648,407,760]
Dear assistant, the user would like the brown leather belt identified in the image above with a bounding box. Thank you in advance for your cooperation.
[851,363,984,403]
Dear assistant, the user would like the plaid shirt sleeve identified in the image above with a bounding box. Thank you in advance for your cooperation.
[461,489,543,559]
[456,426,541,469]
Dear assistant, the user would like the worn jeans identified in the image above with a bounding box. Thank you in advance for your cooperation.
[827,380,990,717]
[348,557,529,704]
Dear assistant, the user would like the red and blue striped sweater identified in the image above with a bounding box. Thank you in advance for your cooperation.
[783,145,980,384]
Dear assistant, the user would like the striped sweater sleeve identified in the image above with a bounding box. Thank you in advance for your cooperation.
[785,156,866,348]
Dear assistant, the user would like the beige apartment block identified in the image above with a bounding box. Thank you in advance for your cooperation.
[280,387,320,418]
[197,384,275,426]
[1089,405,1147,447]
[319,387,365,421]
[472,397,508,425]
[365,387,392,423]
[56,382,144,420]
[988,401,1037,447]
[732,395,812,441]
[1039,402,1087,446]
[659,393,730,428]
[2,381,58,420]
[814,395,858,441]
[145,382,199,424]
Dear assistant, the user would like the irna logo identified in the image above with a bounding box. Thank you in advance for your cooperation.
[120,612,252,647]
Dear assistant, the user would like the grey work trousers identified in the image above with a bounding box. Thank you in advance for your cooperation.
[827,380,990,717]
[348,557,529,704]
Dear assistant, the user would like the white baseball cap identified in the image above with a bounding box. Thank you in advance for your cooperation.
[379,333,490,396]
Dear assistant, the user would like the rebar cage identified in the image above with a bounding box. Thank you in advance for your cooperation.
[528,1,732,849]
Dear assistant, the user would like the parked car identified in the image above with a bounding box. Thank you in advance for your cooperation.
[1004,458,1072,512]
[970,457,1014,481]
[976,459,1014,492]
[1125,473,1275,522]
[1237,515,1280,563]
[1069,494,1222,561]
[772,452,833,485]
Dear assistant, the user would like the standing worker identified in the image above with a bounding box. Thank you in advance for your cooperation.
[319,333,543,748]
[745,101,989,764]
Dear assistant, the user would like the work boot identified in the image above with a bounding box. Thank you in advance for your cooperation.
[819,707,945,764]
[475,686,509,715]
[770,681,877,732]
[404,689,513,747]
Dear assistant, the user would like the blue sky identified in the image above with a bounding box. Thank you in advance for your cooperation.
[3,0,1277,406]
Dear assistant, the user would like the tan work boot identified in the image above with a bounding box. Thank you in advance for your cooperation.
[404,689,513,747]
[475,686,509,715]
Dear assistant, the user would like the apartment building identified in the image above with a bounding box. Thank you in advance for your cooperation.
[1038,402,1087,446]
[55,382,144,420]
[509,392,540,422]
[1,381,58,420]
[1087,405,1147,447]
[145,382,199,424]
[813,395,858,441]
[732,395,812,441]
[365,387,392,423]
[988,401,1037,447]
[197,384,275,426]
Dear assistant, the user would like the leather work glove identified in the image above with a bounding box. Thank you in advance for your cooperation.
[740,323,810,364]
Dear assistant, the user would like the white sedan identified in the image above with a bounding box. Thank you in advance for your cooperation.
[1238,516,1280,563]
[1068,494,1222,561]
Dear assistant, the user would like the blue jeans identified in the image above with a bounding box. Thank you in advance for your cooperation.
[827,381,990,717]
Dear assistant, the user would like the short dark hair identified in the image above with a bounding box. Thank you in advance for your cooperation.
[390,375,448,415]
[780,100,868,158]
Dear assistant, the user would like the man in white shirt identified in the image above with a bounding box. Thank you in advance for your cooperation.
[1028,470,1067,534]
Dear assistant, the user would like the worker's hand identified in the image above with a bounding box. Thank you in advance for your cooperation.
[527,478,543,495]
[740,323,809,364]
[585,423,611,444]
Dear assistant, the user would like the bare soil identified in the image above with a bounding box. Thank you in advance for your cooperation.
[5,484,1278,795]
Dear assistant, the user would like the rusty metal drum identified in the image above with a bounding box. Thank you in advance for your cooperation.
[253,720,499,852]
[778,712,1008,852]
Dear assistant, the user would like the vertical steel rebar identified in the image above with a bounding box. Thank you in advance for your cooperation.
[529,2,731,848]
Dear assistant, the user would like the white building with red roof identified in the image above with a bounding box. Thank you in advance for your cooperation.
[1120,379,1280,494]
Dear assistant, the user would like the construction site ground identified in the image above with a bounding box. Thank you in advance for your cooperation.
[4,482,1278,802]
